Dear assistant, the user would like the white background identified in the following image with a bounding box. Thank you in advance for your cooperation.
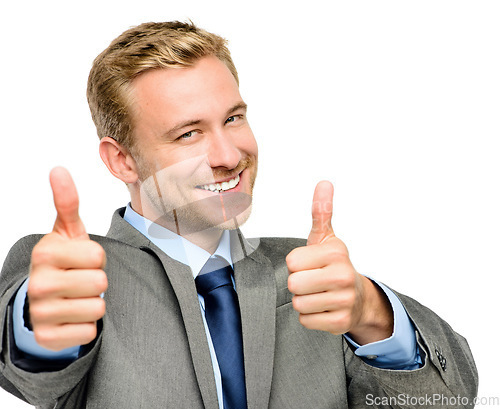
[1,1,498,406]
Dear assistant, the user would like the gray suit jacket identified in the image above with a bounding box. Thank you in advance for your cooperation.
[0,209,478,408]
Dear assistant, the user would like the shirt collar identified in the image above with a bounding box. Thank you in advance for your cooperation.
[123,204,233,279]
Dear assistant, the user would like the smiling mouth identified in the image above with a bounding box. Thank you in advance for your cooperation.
[197,174,240,193]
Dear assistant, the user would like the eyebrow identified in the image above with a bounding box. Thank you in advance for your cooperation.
[227,101,248,116]
[164,101,248,139]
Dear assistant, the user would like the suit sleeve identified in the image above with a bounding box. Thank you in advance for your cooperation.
[344,290,478,409]
[0,235,101,407]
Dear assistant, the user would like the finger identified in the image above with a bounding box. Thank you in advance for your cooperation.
[286,236,348,272]
[288,264,353,295]
[292,292,354,315]
[50,167,88,239]
[28,268,108,300]
[297,310,352,335]
[308,180,335,246]
[287,267,325,294]
[33,322,99,351]
[31,237,106,270]
[56,269,108,298]
[30,297,106,326]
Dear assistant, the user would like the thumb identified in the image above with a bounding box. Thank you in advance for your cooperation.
[307,180,335,246]
[49,167,88,239]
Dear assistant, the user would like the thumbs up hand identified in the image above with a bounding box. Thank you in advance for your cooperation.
[28,167,108,351]
[286,181,393,345]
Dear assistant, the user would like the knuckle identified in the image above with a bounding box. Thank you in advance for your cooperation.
[337,272,356,288]
[343,291,357,308]
[291,295,302,312]
[332,291,355,310]
[33,327,56,348]
[286,247,307,272]
[324,292,338,309]
[285,252,297,272]
[334,312,352,332]
[94,298,106,319]
[31,242,54,266]
[97,270,109,292]
[83,298,106,321]
[298,314,310,329]
[27,279,42,299]
[287,274,299,294]
[28,302,49,322]
[28,280,52,300]
[90,270,108,293]
[89,243,106,267]
[80,323,98,344]
[321,271,338,289]
[298,314,318,331]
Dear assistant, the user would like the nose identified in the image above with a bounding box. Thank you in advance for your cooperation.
[207,130,241,170]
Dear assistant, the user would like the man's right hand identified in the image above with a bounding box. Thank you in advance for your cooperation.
[28,167,108,351]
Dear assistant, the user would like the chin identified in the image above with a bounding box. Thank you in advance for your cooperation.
[214,204,253,231]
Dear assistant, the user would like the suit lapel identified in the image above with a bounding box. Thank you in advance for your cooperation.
[106,209,219,409]
[231,231,276,409]
[152,249,220,409]
[106,210,278,409]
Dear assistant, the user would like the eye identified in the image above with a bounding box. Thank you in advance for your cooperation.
[225,115,242,124]
[177,130,197,140]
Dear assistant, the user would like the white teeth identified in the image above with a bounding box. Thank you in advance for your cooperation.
[199,174,240,192]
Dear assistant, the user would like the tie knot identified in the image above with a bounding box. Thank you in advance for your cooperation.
[195,256,233,296]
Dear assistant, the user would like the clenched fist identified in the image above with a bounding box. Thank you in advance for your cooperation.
[28,167,108,351]
[286,181,393,345]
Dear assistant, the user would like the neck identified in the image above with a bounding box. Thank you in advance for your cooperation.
[130,202,224,254]
[182,227,224,255]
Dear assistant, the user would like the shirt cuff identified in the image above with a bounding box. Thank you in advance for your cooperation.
[343,279,422,370]
[12,278,80,360]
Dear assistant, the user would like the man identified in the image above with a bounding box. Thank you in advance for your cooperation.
[0,21,477,408]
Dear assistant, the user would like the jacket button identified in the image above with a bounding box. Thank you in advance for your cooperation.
[435,347,447,371]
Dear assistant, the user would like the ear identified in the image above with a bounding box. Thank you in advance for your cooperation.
[99,137,139,184]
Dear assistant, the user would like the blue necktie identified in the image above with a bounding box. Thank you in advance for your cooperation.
[195,256,248,409]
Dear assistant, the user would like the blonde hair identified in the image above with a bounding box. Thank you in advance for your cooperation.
[87,21,238,150]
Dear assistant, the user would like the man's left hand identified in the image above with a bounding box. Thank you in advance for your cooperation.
[286,181,393,345]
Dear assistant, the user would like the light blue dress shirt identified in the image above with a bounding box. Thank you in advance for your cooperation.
[13,204,421,405]
[13,278,81,360]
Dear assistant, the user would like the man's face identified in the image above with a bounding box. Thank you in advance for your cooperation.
[128,56,258,236]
